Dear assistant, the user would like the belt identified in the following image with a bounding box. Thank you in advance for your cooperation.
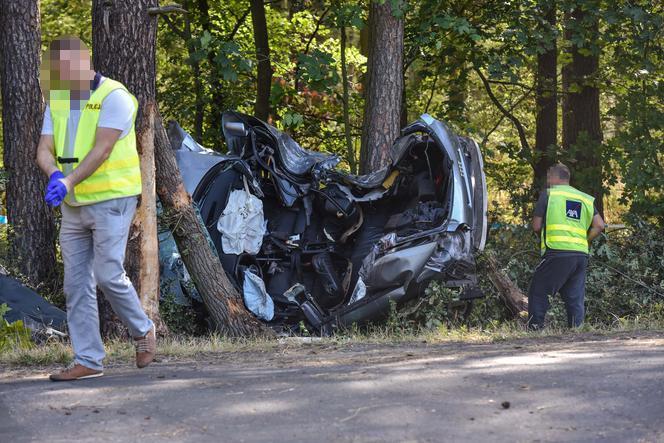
[57,156,79,164]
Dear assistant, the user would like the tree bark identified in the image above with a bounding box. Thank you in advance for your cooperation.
[400,71,408,129]
[92,0,165,335]
[0,0,57,290]
[90,0,271,337]
[534,0,557,194]
[482,253,528,320]
[197,0,224,150]
[340,25,356,173]
[153,110,272,337]
[288,0,305,18]
[184,0,205,142]
[562,7,604,216]
[445,50,468,124]
[250,0,272,122]
[359,0,404,174]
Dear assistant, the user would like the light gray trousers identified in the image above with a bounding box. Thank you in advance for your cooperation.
[60,196,153,370]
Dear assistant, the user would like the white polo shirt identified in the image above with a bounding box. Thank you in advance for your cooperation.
[41,77,135,140]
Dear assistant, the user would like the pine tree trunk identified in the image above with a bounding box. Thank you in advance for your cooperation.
[0,0,57,290]
[93,0,271,338]
[534,1,557,194]
[359,0,404,174]
[91,0,166,335]
[562,7,603,215]
[250,0,272,121]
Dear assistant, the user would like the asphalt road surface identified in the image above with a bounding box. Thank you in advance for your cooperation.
[1,332,663,442]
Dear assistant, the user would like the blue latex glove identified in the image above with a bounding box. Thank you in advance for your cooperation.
[45,171,68,207]
[48,170,65,186]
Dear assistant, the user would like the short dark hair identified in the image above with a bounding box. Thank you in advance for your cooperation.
[48,35,88,53]
[549,163,571,181]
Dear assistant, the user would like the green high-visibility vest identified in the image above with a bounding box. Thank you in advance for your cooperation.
[49,78,141,206]
[541,185,594,255]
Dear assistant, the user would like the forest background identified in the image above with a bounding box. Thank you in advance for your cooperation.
[0,0,661,334]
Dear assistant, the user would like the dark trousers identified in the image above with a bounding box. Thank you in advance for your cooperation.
[527,254,588,329]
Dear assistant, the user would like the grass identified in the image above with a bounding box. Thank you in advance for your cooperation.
[1,317,662,368]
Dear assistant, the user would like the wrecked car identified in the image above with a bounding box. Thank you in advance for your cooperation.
[163,111,488,334]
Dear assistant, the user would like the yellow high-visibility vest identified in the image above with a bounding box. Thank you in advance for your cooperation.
[541,185,594,254]
[50,78,141,205]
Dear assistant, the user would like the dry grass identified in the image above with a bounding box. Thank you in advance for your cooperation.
[1,318,662,368]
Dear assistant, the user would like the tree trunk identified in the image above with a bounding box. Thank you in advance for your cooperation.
[359,0,404,174]
[534,0,557,194]
[288,0,305,18]
[153,110,272,337]
[482,253,528,320]
[92,0,165,335]
[184,0,205,142]
[445,50,468,125]
[562,7,603,215]
[400,71,408,129]
[90,0,271,337]
[340,25,356,173]
[0,0,57,290]
[197,0,224,150]
[250,0,272,122]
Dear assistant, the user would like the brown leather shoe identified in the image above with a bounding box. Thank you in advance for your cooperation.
[134,325,156,368]
[49,363,103,382]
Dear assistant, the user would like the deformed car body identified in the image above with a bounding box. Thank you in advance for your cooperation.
[164,111,488,334]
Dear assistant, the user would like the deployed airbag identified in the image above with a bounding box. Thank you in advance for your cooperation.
[243,270,274,321]
[217,178,267,255]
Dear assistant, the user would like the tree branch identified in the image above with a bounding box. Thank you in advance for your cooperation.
[481,89,531,147]
[424,73,439,114]
[148,3,188,16]
[304,6,331,56]
[474,67,532,156]
[295,6,331,92]
[162,14,187,40]
[227,6,252,40]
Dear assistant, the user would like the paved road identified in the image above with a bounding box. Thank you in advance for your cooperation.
[1,333,663,442]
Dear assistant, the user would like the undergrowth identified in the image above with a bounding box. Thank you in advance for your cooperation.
[399,222,664,330]
[2,317,662,368]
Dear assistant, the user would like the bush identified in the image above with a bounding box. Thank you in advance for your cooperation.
[159,291,208,336]
[0,303,33,353]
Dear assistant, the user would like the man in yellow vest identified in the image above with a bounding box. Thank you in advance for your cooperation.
[528,163,605,329]
[36,36,156,381]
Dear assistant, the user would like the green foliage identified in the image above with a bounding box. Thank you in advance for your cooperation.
[40,0,92,48]
[297,50,340,93]
[399,223,664,330]
[0,304,33,353]
[9,0,660,335]
[159,292,206,336]
[192,32,252,82]
[331,3,364,29]
[601,2,664,223]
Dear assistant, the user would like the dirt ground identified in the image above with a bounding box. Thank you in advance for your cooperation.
[1,331,663,442]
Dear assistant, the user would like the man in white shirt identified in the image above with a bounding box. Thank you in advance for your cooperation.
[36,36,155,381]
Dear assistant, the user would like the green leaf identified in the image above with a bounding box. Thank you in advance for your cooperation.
[200,31,212,49]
